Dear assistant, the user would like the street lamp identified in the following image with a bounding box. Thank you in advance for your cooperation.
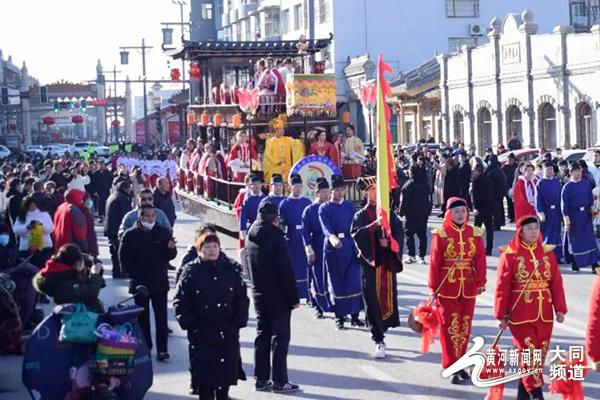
[120,51,129,65]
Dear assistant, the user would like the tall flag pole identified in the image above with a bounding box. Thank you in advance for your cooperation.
[375,54,400,252]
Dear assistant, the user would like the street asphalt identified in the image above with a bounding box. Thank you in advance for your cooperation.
[2,210,600,399]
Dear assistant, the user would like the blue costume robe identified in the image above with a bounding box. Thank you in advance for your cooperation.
[535,177,564,261]
[279,196,312,300]
[318,200,364,316]
[259,195,286,214]
[302,201,332,311]
[561,179,600,268]
[240,193,267,231]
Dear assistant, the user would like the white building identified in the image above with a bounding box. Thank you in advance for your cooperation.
[440,9,600,153]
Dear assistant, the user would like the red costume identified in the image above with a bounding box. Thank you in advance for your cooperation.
[495,215,567,392]
[428,197,487,369]
[52,189,88,252]
[514,176,538,222]
[586,276,600,370]
[226,140,258,182]
[309,141,340,167]
[198,152,226,198]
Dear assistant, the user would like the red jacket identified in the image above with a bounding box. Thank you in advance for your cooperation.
[587,276,600,364]
[53,189,88,252]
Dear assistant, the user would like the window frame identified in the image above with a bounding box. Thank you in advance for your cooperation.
[447,37,478,53]
[318,0,330,24]
[201,3,214,20]
[281,9,290,34]
[293,4,302,31]
[445,0,479,18]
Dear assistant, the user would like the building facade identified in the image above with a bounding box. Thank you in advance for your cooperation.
[439,10,600,153]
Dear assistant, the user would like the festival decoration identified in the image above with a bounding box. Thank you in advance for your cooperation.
[186,111,196,126]
[200,111,209,126]
[289,155,341,200]
[232,113,242,129]
[189,63,201,81]
[71,115,84,124]
[341,110,351,124]
[170,68,181,81]
[236,87,260,116]
[285,74,336,118]
[42,116,55,126]
[212,112,223,127]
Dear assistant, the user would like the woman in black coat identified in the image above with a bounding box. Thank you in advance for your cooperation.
[174,233,249,400]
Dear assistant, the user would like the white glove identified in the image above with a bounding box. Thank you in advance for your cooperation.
[538,212,545,223]
[240,230,247,241]
[328,234,342,249]
[305,245,315,258]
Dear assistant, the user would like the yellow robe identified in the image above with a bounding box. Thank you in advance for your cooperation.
[263,136,293,182]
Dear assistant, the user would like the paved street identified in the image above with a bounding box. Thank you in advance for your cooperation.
[2,210,600,399]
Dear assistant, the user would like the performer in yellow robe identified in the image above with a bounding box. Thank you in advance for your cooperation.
[264,116,294,182]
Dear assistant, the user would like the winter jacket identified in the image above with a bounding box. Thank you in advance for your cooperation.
[103,183,132,242]
[399,176,432,219]
[12,209,54,251]
[52,189,88,252]
[153,189,176,227]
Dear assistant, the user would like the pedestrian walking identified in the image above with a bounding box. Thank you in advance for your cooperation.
[52,189,88,253]
[471,164,494,255]
[154,177,177,227]
[399,165,431,264]
[535,161,564,263]
[103,180,132,278]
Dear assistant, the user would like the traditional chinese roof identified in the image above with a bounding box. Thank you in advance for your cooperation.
[166,36,333,60]
[391,58,440,98]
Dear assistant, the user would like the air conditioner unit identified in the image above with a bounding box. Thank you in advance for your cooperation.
[470,23,484,36]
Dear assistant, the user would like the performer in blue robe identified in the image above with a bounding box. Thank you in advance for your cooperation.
[279,174,312,300]
[240,174,266,236]
[561,161,600,272]
[302,177,333,316]
[318,174,364,329]
[259,173,286,213]
[535,161,564,262]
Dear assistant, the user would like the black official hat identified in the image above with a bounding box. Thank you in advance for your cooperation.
[357,176,376,192]
[316,177,330,191]
[290,174,302,185]
[259,201,278,215]
[250,174,262,183]
[331,174,345,189]
[543,160,554,168]
[271,174,283,184]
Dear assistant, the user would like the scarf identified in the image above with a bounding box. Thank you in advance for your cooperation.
[518,175,536,204]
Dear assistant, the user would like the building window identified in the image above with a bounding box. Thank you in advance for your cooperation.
[570,0,600,31]
[224,26,232,41]
[448,37,477,53]
[244,19,251,40]
[265,8,281,37]
[201,3,213,20]
[281,9,290,34]
[294,4,302,31]
[318,0,329,24]
[235,22,242,41]
[446,0,479,18]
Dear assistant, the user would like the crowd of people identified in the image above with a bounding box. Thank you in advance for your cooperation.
[2,131,600,400]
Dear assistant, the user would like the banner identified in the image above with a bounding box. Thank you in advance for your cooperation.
[167,121,180,144]
[289,155,341,200]
[285,74,337,118]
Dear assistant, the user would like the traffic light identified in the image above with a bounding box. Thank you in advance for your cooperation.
[80,99,87,112]
[68,102,75,111]
[1,88,8,105]
[40,86,48,103]
[53,101,60,113]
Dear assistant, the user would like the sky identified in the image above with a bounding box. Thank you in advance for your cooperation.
[1,0,189,95]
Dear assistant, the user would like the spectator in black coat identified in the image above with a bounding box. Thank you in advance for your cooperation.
[91,161,113,222]
[48,161,70,191]
[5,178,23,226]
[484,154,508,230]
[119,205,177,361]
[457,152,472,208]
[471,164,494,255]
[246,201,300,393]
[443,158,462,211]
[399,165,431,263]
[103,180,132,278]
[507,135,522,151]
[501,153,518,223]
[30,180,53,214]
[154,177,177,227]
[174,233,249,399]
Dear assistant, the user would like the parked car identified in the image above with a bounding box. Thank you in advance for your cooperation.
[532,149,586,166]
[71,141,110,157]
[0,145,11,159]
[498,148,540,165]
[46,144,70,157]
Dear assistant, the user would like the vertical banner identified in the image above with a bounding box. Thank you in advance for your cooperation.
[167,121,180,144]
[135,121,145,144]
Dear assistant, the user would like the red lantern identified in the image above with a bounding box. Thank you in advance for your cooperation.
[189,63,201,81]
[111,120,121,127]
[43,116,55,126]
[212,112,223,127]
[232,113,242,129]
[186,111,196,125]
[71,115,84,124]
[170,68,181,81]
[341,110,351,124]
[200,111,209,126]
[8,123,16,131]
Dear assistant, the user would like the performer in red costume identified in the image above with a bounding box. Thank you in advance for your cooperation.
[428,196,487,384]
[587,275,600,373]
[513,163,539,222]
[226,130,257,182]
[495,215,567,400]
[309,129,339,167]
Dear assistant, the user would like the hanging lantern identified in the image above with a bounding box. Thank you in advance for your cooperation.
[200,111,209,126]
[43,116,55,126]
[212,112,223,127]
[170,68,181,81]
[189,63,201,82]
[341,110,351,124]
[8,123,16,131]
[71,115,84,124]
[232,113,242,129]
[186,111,196,125]
[111,119,121,127]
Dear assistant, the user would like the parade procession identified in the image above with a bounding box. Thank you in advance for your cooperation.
[4,1,600,400]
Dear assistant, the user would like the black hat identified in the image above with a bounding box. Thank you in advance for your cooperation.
[316,177,330,190]
[569,161,581,171]
[448,198,468,209]
[543,160,554,168]
[543,152,553,161]
[259,201,278,215]
[331,174,345,189]
[485,147,493,153]
[357,176,376,192]
[250,174,262,183]
[519,216,539,228]
[290,174,302,185]
[271,174,283,184]
[508,152,517,160]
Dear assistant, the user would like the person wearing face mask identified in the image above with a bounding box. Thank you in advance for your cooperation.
[119,204,177,362]
[12,196,54,269]
[33,243,105,313]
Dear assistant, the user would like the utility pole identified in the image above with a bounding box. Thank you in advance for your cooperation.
[111,66,122,143]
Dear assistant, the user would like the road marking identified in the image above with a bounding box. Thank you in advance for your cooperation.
[399,269,587,338]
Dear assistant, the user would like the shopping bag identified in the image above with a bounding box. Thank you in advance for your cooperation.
[58,303,99,344]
